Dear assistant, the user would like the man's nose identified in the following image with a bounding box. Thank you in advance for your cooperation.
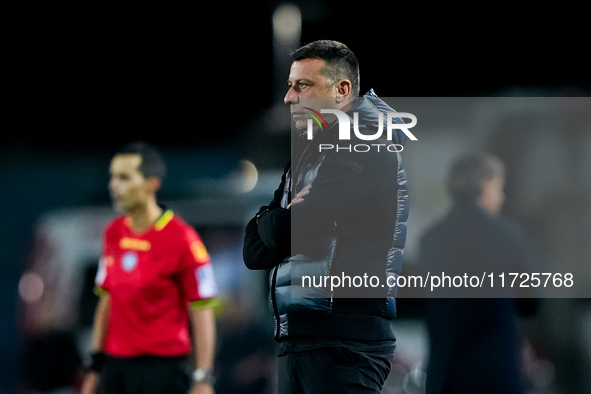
[284,87,299,104]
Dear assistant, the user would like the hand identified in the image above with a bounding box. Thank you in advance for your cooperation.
[81,371,99,394]
[287,185,311,208]
[190,382,214,394]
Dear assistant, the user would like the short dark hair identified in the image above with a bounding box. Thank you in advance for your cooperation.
[291,40,360,97]
[116,141,166,180]
[447,153,505,201]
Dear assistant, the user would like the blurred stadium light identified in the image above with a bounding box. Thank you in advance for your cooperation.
[273,3,301,103]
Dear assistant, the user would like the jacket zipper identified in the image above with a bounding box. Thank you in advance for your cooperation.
[272,136,310,340]
[329,226,338,311]
[292,135,314,196]
[274,132,331,337]
[271,264,280,340]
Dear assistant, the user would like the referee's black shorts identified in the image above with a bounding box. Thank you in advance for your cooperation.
[98,355,190,394]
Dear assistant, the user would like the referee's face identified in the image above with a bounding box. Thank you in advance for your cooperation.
[109,154,151,213]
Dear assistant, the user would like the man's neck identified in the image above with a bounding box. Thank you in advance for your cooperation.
[303,99,357,139]
[127,200,163,233]
[338,99,355,114]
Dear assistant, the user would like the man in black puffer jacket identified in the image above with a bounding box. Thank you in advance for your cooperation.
[243,40,410,393]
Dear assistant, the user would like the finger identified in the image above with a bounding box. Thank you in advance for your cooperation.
[289,197,304,208]
[297,185,311,194]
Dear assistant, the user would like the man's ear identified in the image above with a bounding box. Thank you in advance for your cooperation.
[147,177,162,193]
[336,79,352,98]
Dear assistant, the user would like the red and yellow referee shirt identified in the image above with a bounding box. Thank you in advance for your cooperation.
[94,209,218,358]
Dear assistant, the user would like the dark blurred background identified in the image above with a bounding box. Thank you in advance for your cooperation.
[2,1,589,393]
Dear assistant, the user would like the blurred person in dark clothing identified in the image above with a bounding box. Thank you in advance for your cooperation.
[419,153,538,394]
[243,40,410,393]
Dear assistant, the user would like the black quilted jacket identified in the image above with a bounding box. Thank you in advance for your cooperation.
[243,90,409,342]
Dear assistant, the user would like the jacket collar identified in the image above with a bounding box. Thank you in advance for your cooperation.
[303,90,407,146]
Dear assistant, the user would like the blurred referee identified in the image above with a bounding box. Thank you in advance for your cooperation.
[81,142,219,394]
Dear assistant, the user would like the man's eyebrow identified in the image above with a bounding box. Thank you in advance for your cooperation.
[288,78,314,85]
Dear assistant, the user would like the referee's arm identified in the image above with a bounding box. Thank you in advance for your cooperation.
[90,292,110,351]
[189,303,216,392]
[81,292,110,394]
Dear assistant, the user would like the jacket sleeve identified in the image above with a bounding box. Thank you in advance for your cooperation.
[502,219,540,316]
[243,161,291,270]
[289,148,398,248]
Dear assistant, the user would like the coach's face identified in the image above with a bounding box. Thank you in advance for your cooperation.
[284,58,349,132]
[109,154,151,213]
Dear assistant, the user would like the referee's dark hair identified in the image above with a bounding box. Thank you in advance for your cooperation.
[447,153,505,202]
[291,40,360,97]
[116,141,166,180]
